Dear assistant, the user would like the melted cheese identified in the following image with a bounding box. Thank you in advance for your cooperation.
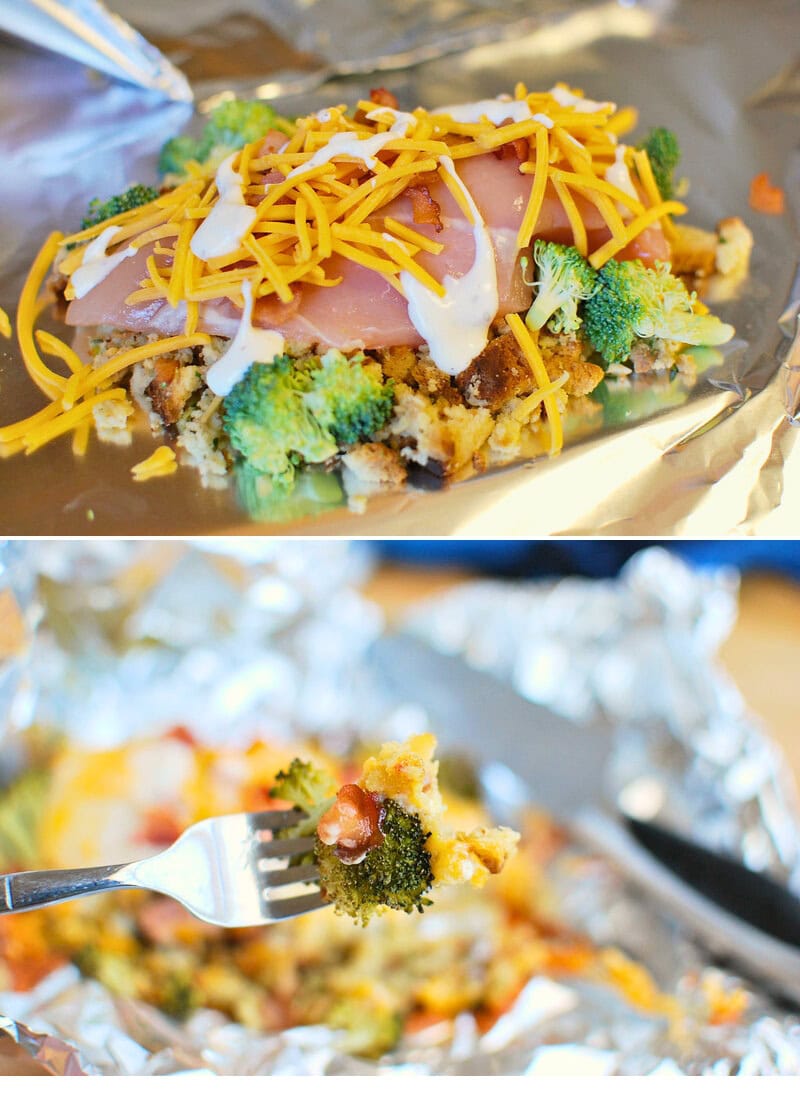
[206,281,285,396]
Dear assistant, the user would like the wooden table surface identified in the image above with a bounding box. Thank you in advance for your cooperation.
[363,564,800,787]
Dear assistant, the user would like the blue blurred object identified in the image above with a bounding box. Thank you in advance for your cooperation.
[375,541,800,580]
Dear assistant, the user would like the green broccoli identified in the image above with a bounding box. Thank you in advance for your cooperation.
[222,356,339,491]
[271,759,434,925]
[203,99,291,155]
[637,127,681,201]
[524,240,598,334]
[583,258,735,365]
[80,184,159,231]
[325,998,403,1057]
[271,758,337,818]
[305,350,395,445]
[315,799,433,925]
[224,351,396,490]
[159,98,293,180]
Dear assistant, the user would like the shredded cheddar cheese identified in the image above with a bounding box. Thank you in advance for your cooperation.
[0,307,11,339]
[131,445,178,482]
[506,313,564,455]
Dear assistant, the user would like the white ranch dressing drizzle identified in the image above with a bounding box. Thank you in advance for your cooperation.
[71,225,137,300]
[206,281,285,396]
[286,110,417,180]
[437,97,553,129]
[399,155,498,377]
[604,144,639,207]
[190,153,257,261]
[548,85,616,113]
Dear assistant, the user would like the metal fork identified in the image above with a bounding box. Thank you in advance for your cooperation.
[0,811,328,926]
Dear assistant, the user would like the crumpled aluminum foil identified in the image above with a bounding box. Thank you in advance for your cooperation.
[0,0,798,536]
[1,540,800,1075]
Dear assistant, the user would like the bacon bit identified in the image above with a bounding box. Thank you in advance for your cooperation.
[258,129,290,156]
[405,184,443,232]
[135,806,183,847]
[370,87,399,109]
[749,172,785,215]
[493,138,528,162]
[317,784,384,864]
[165,725,196,747]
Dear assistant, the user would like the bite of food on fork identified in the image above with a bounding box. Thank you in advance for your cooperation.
[0,735,519,928]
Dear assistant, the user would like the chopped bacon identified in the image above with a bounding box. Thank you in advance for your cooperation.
[405,184,443,231]
[749,172,785,215]
[165,725,197,747]
[370,87,399,109]
[317,784,384,864]
[135,806,183,848]
[493,138,528,162]
[258,128,290,156]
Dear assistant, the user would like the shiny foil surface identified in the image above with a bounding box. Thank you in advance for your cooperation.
[0,542,799,1074]
[0,0,798,534]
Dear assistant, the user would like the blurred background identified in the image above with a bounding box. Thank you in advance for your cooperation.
[365,540,800,781]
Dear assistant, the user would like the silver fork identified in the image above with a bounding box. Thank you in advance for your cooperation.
[0,810,328,926]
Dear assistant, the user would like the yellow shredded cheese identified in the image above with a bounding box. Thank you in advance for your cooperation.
[131,445,178,482]
[506,313,564,455]
[0,307,11,339]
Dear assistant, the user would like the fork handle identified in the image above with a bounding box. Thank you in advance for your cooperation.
[0,863,136,914]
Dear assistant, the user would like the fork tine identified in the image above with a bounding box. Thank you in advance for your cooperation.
[248,809,307,831]
[258,835,316,858]
[261,863,321,888]
[267,888,329,920]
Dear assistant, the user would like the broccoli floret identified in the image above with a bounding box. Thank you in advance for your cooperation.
[158,134,207,180]
[271,758,337,841]
[637,127,681,200]
[224,351,396,489]
[81,184,159,231]
[271,758,337,816]
[222,356,338,491]
[525,240,598,333]
[315,798,433,925]
[584,258,735,364]
[159,98,293,180]
[326,997,403,1057]
[203,99,290,155]
[305,350,395,445]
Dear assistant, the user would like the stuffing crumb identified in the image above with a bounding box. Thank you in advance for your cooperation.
[714,216,754,277]
[92,397,133,444]
[175,391,229,489]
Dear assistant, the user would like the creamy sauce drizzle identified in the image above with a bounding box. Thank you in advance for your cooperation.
[604,144,638,206]
[71,225,137,300]
[437,97,553,129]
[287,110,417,179]
[206,281,285,396]
[548,85,615,113]
[399,155,498,377]
[190,153,258,261]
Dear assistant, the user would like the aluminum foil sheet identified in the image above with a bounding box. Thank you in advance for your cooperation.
[0,0,798,535]
[0,541,800,1074]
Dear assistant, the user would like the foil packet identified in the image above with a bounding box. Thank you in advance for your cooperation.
[0,0,798,535]
[0,541,799,1075]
